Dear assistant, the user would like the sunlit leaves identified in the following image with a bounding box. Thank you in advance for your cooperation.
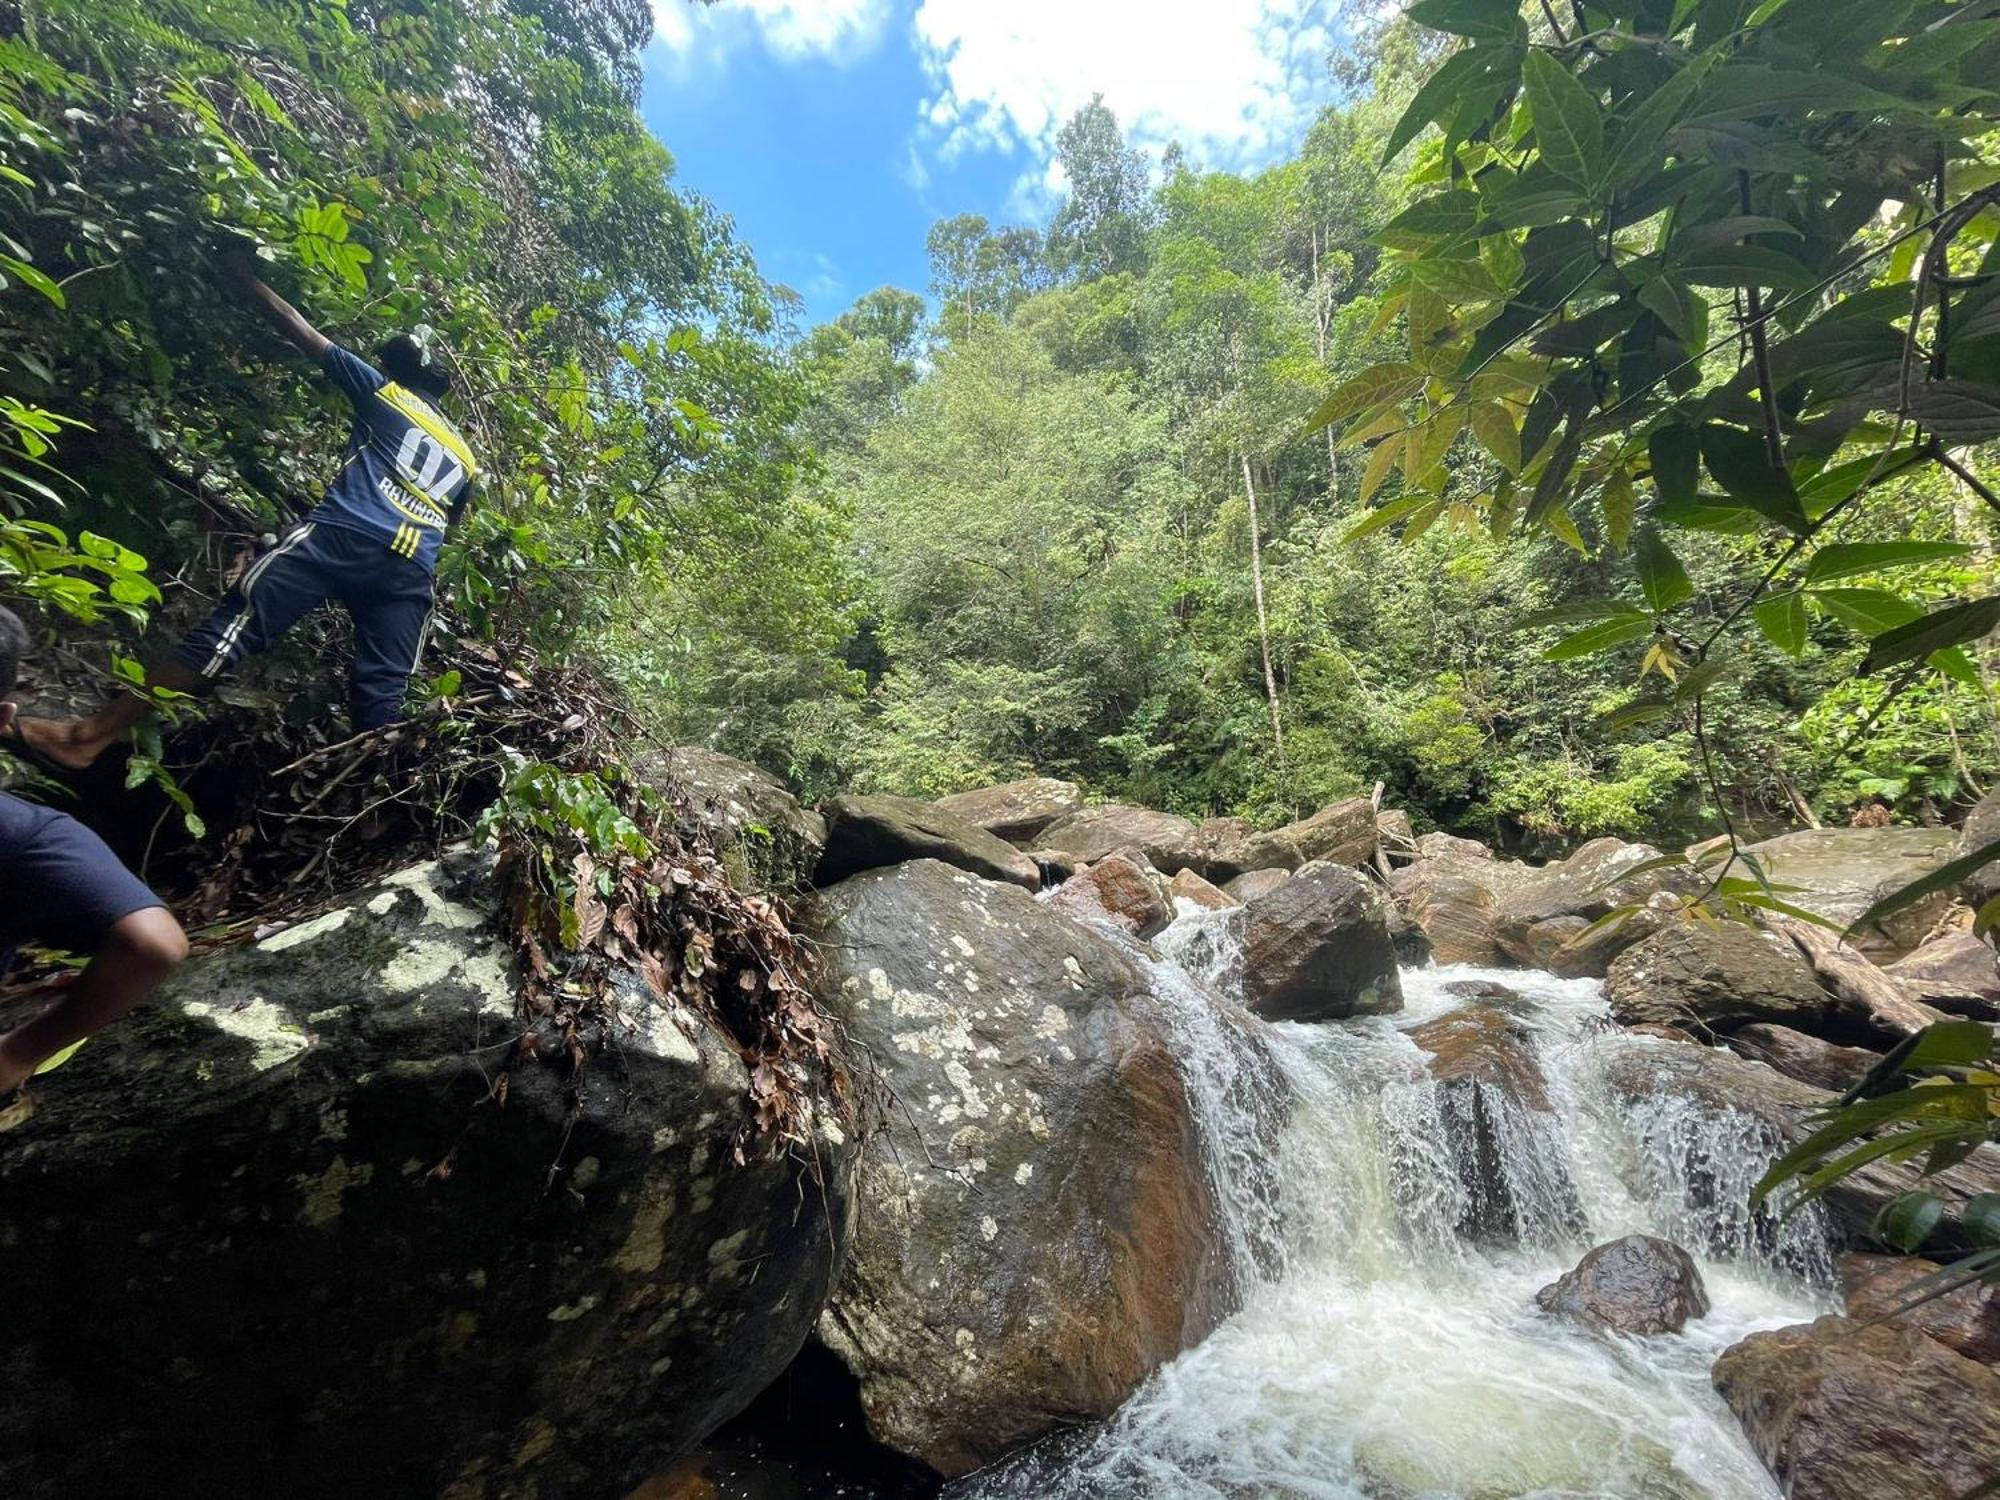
[1632,528,1693,613]
[1754,590,1808,656]
[1520,51,1604,194]
[1802,541,1971,586]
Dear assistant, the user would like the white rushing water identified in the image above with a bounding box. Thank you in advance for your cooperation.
[957,900,1835,1500]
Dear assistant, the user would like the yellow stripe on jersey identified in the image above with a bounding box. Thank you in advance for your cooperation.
[379,382,478,476]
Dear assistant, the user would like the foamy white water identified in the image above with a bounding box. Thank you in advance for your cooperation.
[956,901,1832,1500]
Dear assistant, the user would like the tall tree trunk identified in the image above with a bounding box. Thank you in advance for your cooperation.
[1241,453,1286,760]
[1312,228,1338,493]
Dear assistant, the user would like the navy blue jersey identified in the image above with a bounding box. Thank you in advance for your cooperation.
[313,344,478,573]
[0,792,163,969]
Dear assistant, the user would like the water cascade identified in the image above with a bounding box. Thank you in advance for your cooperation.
[956,900,1834,1500]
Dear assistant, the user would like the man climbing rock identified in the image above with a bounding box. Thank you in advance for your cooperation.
[17,241,479,769]
[0,606,187,1098]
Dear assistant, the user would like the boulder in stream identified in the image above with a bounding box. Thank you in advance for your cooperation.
[1237,861,1403,1022]
[1534,1235,1710,1336]
[1037,803,1199,872]
[1167,867,1238,911]
[1493,838,1692,972]
[806,860,1234,1477]
[1887,930,2000,1015]
[0,853,856,1500]
[1841,1253,2000,1366]
[817,794,1040,891]
[1389,844,1526,967]
[1726,1022,1881,1093]
[1730,827,1960,958]
[1603,920,1830,1034]
[1223,867,1290,902]
[1712,1315,2000,1500]
[1050,851,1174,938]
[932,777,1082,845]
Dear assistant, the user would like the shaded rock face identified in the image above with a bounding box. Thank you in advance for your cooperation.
[1842,1253,2000,1366]
[1167,867,1237,911]
[1237,862,1403,1023]
[1494,838,1691,971]
[1712,1316,2000,1500]
[1223,867,1290,903]
[1534,1235,1710,1336]
[817,795,1040,892]
[1888,930,2000,1009]
[1410,1005,1583,1246]
[932,778,1082,845]
[1389,849,1524,967]
[1024,847,1081,885]
[1961,787,2000,909]
[806,861,1230,1478]
[1037,804,1198,872]
[1735,827,1961,957]
[1599,1038,2000,1250]
[634,745,826,891]
[1728,1023,1881,1093]
[1050,852,1174,938]
[1603,921,1828,1034]
[0,855,855,1500]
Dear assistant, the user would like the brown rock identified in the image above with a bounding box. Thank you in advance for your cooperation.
[1024,847,1081,885]
[1888,931,2000,1018]
[1493,837,1694,970]
[1603,920,1829,1033]
[1728,1023,1881,1093]
[1038,805,1199,872]
[817,795,1041,891]
[1729,827,1961,958]
[1389,849,1527,967]
[1051,853,1175,939]
[1535,1235,1710,1335]
[1236,862,1403,1023]
[1841,1253,2000,1365]
[1166,868,1237,912]
[1377,808,1415,857]
[1415,831,1493,861]
[932,777,1083,844]
[1959,786,2000,909]
[1410,1004,1551,1111]
[633,745,826,891]
[1712,1316,2000,1500]
[1226,797,1378,874]
[1223,868,1290,903]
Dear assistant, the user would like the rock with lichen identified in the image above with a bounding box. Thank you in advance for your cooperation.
[0,850,855,1500]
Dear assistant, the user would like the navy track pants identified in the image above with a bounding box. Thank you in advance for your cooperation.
[173,520,434,730]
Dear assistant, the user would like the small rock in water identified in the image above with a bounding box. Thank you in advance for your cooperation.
[1051,852,1175,938]
[1534,1234,1710,1336]
[1166,867,1237,912]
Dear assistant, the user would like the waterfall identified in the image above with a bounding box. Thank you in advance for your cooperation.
[954,902,1835,1500]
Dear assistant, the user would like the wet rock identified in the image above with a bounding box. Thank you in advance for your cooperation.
[1182,816,1256,881]
[1024,847,1081,885]
[1223,867,1290,903]
[0,853,856,1500]
[817,794,1040,891]
[1842,1253,2000,1365]
[1388,847,1527,967]
[1599,1038,2000,1250]
[1727,1023,1881,1093]
[1730,827,1961,958]
[634,745,825,891]
[1712,1315,2000,1500]
[1167,867,1237,912]
[1441,978,1528,1008]
[1494,838,1693,971]
[1237,862,1403,1023]
[1385,898,1433,965]
[1534,1235,1710,1336]
[1887,930,2000,1016]
[1051,852,1175,938]
[806,860,1231,1477]
[1037,804,1199,872]
[1603,921,1829,1034]
[932,778,1082,845]
[1411,1006,1583,1245]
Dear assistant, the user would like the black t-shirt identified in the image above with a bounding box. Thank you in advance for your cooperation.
[0,792,164,967]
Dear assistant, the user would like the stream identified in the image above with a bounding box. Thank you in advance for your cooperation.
[949,900,1835,1500]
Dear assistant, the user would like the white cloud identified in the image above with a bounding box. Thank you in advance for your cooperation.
[911,0,1338,202]
[650,0,892,69]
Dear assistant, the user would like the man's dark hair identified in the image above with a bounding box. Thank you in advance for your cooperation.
[0,604,28,700]
[377,334,452,401]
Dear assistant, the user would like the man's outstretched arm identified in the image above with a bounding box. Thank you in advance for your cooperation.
[0,907,187,1095]
[217,243,330,361]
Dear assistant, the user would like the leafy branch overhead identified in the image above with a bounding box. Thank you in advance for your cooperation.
[1319,0,2000,711]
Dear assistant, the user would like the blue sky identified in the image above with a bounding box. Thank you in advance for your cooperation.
[639,0,1351,328]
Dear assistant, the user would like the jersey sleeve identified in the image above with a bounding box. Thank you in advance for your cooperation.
[321,343,387,406]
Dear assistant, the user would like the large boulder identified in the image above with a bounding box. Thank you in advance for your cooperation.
[0,854,855,1499]
[1410,1005,1583,1245]
[806,860,1232,1477]
[1493,838,1692,971]
[1959,786,2000,909]
[1223,867,1290,903]
[1599,1037,2000,1249]
[1036,804,1198,872]
[816,795,1039,891]
[1221,796,1379,876]
[1602,920,1829,1034]
[1842,1253,2000,1365]
[634,745,825,891]
[932,778,1082,845]
[1726,1023,1881,1093]
[1712,1316,2000,1500]
[1167,867,1237,912]
[1730,827,1961,958]
[1534,1235,1710,1336]
[1888,930,2000,1015]
[1390,846,1529,967]
[1050,852,1174,938]
[1236,862,1403,1023]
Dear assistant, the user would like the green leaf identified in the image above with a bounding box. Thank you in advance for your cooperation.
[1384,46,1519,163]
[1907,379,2000,444]
[1603,60,1708,192]
[1305,363,1423,435]
[1601,469,1634,552]
[1860,598,2000,676]
[1601,699,1673,731]
[1632,527,1693,612]
[1964,1193,2000,1248]
[1410,253,1504,303]
[1754,590,1808,656]
[1344,492,1439,542]
[1375,191,1484,250]
[1405,0,1526,40]
[1877,1191,1946,1253]
[1699,425,1807,531]
[1803,541,1971,586]
[1649,424,1698,507]
[1809,586,1919,637]
[1847,838,2000,938]
[1675,245,1818,293]
[1544,614,1654,660]
[1637,272,1705,347]
[1470,401,1522,474]
[1520,600,1646,628]
[1521,50,1605,192]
